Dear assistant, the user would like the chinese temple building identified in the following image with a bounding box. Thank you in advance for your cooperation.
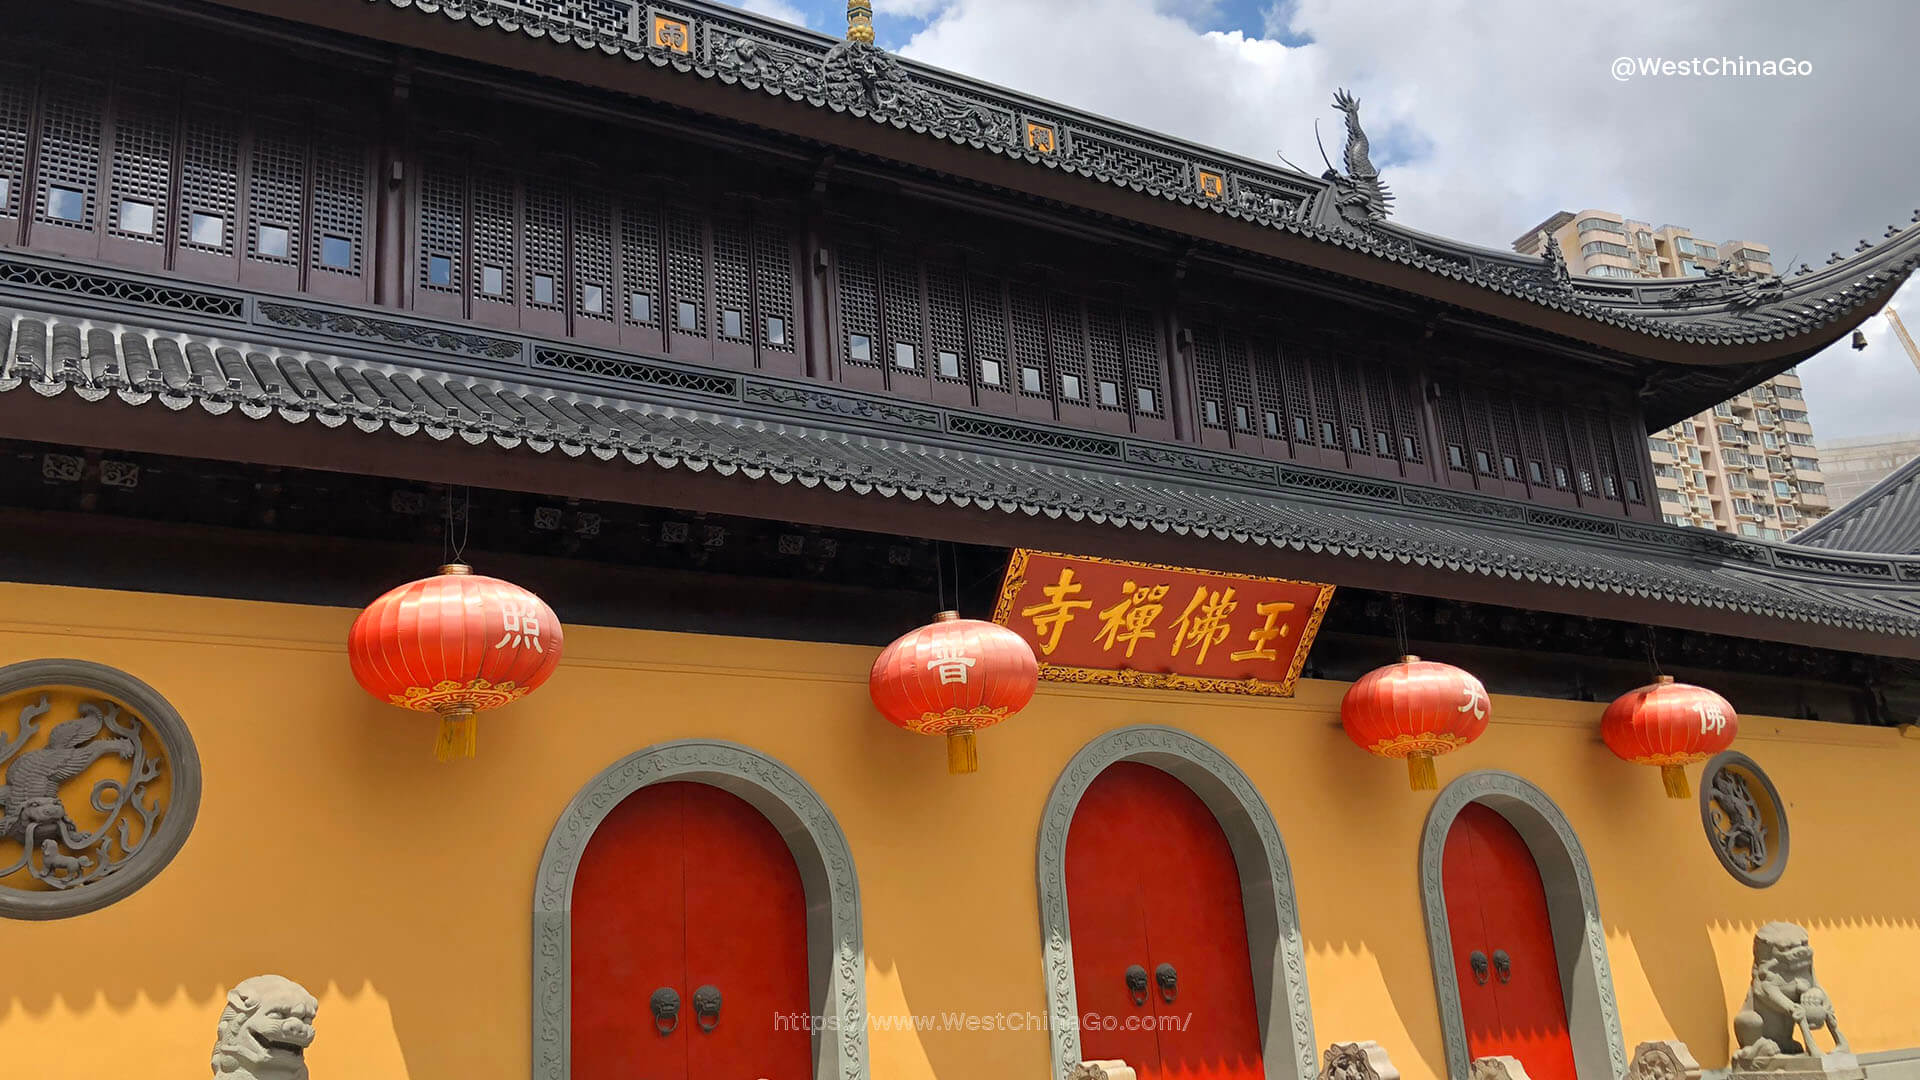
[7,3,1920,1080]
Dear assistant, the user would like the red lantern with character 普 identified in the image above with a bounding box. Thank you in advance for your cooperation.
[870,610,1039,775]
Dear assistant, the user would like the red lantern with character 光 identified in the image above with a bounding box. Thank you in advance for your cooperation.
[1601,675,1737,798]
[869,611,1039,775]
[349,563,564,761]
[1340,656,1491,790]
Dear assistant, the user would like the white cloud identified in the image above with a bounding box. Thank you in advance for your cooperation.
[890,0,1920,438]
[875,0,949,17]
[735,0,812,28]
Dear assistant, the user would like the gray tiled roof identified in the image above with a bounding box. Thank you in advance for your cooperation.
[365,0,1920,350]
[8,301,1920,644]
[1793,455,1920,555]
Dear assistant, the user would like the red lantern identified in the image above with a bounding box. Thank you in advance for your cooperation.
[869,610,1039,775]
[349,563,564,761]
[1341,655,1491,790]
[1601,675,1737,798]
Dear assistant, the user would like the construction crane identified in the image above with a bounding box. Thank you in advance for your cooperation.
[1888,307,1920,376]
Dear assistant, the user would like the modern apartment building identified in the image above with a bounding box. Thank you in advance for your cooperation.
[1821,432,1920,507]
[1515,210,1827,536]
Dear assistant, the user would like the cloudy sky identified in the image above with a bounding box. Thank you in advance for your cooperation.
[731,0,1920,441]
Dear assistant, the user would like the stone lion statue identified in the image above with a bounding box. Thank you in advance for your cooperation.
[211,975,317,1080]
[1732,922,1848,1066]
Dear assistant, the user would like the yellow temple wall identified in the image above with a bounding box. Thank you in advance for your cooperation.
[2,580,1917,1079]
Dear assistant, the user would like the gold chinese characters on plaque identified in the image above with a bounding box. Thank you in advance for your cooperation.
[991,550,1334,696]
[651,13,691,54]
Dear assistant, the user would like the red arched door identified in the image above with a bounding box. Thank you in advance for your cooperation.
[1442,802,1578,1080]
[572,781,813,1080]
[1067,761,1264,1080]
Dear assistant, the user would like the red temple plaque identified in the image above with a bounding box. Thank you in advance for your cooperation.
[990,550,1334,696]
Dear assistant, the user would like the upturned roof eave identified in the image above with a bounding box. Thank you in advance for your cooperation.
[176,0,1920,369]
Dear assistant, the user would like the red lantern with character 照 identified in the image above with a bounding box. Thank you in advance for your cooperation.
[1340,655,1491,790]
[349,563,564,761]
[1601,675,1737,798]
[870,610,1039,775]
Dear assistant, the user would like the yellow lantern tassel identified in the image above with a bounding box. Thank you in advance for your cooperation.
[1660,764,1690,799]
[436,708,478,762]
[1407,752,1437,791]
[946,729,979,775]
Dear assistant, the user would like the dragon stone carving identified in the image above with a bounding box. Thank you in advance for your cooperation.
[1732,922,1850,1067]
[819,39,1014,146]
[1663,263,1787,311]
[211,975,318,1080]
[711,32,824,96]
[1324,89,1393,229]
[0,694,161,891]
[1709,768,1768,873]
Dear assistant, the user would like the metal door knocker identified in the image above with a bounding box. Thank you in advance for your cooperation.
[1469,950,1489,986]
[1492,949,1511,985]
[650,987,681,1034]
[693,984,722,1032]
[1124,964,1149,1006]
[1155,962,1178,1004]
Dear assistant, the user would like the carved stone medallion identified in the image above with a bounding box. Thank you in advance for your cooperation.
[1700,751,1788,888]
[0,659,201,919]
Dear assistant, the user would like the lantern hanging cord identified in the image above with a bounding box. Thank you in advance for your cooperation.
[1391,593,1409,658]
[443,485,472,566]
[949,543,962,616]
[1644,624,1664,678]
[935,539,947,613]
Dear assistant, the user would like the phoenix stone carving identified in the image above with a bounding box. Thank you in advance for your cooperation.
[211,975,318,1080]
[0,694,161,891]
[1732,922,1849,1066]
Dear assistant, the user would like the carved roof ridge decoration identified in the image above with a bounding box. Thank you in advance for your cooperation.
[9,301,1920,649]
[363,0,1920,349]
[1790,451,1920,555]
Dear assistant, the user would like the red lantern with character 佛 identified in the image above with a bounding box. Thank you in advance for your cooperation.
[1601,675,1737,798]
[870,611,1039,775]
[349,563,564,761]
[1340,655,1491,790]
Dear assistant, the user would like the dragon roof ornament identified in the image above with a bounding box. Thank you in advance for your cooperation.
[1321,89,1393,230]
[364,0,1920,351]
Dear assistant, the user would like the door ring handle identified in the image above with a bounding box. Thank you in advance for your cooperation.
[1155,962,1178,1004]
[1124,964,1149,1007]
[1469,950,1489,986]
[1492,949,1511,985]
[650,987,681,1035]
[693,984,722,1032]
